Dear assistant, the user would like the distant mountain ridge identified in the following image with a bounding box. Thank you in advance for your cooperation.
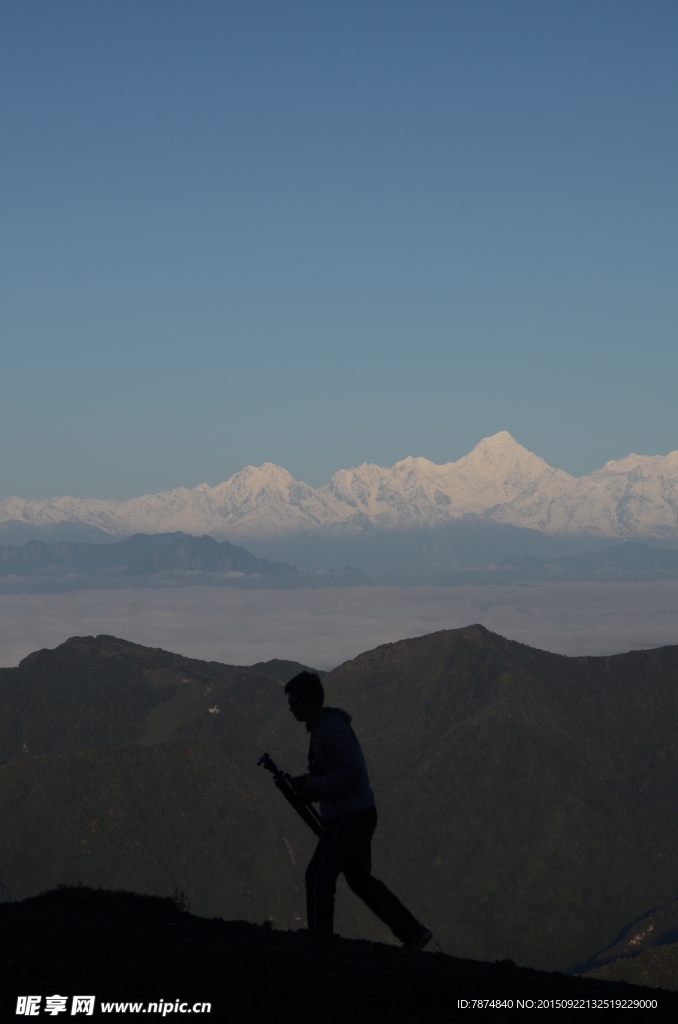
[3,532,678,594]
[0,533,371,592]
[2,431,678,541]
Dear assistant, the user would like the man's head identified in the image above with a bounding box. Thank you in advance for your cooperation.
[285,671,324,724]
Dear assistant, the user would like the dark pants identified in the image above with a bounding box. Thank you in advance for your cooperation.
[305,806,422,942]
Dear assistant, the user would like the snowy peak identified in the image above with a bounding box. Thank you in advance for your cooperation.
[443,432,559,510]
[592,449,678,479]
[1,432,678,541]
[320,433,561,526]
[460,431,555,488]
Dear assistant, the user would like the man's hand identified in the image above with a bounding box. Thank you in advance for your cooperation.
[291,774,316,802]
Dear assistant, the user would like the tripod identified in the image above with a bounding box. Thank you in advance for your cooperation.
[257,752,325,837]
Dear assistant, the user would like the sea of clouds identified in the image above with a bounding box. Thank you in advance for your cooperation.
[1,582,677,670]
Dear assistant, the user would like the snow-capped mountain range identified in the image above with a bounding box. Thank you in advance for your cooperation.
[2,432,678,542]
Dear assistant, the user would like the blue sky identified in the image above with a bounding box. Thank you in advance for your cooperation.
[1,1,677,498]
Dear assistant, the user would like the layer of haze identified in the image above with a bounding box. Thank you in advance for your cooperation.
[1,1,677,500]
[1,583,677,671]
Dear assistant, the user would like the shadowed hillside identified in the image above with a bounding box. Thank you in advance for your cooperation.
[585,944,678,992]
[578,897,678,990]
[0,635,323,765]
[2,628,678,972]
[323,627,678,969]
[1,887,674,1023]
[0,738,379,941]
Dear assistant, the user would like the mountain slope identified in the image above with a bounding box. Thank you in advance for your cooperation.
[491,447,678,538]
[3,629,678,970]
[323,628,678,968]
[2,432,678,541]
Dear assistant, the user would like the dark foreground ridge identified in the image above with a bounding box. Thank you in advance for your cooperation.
[0,889,675,1023]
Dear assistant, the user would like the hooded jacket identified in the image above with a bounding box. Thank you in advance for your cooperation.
[306,707,375,821]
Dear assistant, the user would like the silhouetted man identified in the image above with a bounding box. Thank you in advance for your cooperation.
[285,670,432,949]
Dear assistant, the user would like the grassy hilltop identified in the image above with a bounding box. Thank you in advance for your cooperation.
[1,627,678,972]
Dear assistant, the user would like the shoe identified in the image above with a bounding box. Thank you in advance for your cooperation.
[403,927,433,951]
